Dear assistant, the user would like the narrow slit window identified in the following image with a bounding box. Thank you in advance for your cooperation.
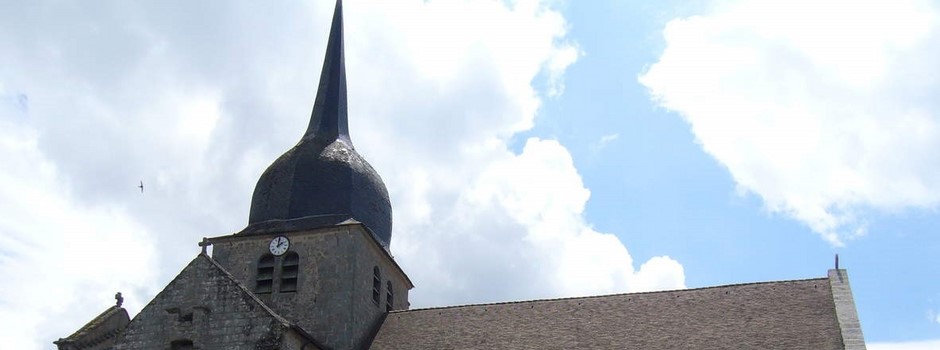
[372,266,381,305]
[386,281,393,312]
[280,252,299,292]
[256,254,275,294]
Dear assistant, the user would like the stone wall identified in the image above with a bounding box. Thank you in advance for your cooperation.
[282,329,323,350]
[828,269,867,350]
[210,223,411,350]
[114,255,293,349]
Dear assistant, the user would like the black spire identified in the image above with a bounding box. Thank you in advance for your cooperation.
[245,0,393,247]
[305,0,349,144]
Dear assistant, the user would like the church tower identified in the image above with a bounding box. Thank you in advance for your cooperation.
[74,3,410,348]
[204,0,412,348]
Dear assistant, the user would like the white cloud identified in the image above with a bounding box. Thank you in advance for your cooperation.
[639,0,940,244]
[869,339,940,350]
[590,133,620,152]
[0,119,157,349]
[418,138,684,303]
[0,0,684,347]
[347,0,684,306]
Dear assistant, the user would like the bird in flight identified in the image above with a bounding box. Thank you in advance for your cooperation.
[138,181,144,193]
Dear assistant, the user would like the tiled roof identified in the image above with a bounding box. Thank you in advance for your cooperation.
[372,277,847,349]
[54,305,129,349]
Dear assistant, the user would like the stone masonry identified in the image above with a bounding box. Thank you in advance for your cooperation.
[114,255,315,349]
[209,223,412,350]
[830,269,867,350]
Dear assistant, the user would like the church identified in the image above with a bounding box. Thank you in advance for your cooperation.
[54,1,867,349]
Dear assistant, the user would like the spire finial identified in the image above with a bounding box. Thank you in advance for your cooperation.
[305,0,349,144]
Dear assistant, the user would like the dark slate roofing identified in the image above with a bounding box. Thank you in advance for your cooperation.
[246,0,393,247]
[54,305,129,349]
[371,277,847,350]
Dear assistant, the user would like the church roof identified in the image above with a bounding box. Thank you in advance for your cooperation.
[246,0,393,247]
[371,271,862,349]
[54,304,129,349]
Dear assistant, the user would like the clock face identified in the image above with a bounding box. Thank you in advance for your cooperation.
[269,236,290,256]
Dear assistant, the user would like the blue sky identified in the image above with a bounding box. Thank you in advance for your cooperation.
[0,0,938,348]
[563,1,940,344]
[544,1,940,345]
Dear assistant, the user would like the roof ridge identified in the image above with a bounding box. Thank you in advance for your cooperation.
[392,276,830,314]
[58,305,126,341]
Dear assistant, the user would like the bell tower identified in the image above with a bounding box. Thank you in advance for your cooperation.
[207,1,412,348]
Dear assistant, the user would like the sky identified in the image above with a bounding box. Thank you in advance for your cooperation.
[0,0,938,348]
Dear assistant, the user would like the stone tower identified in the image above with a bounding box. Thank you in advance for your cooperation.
[101,1,411,349]
[208,1,412,348]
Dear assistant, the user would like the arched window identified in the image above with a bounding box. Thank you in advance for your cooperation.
[280,252,299,292]
[372,266,381,305]
[386,281,394,311]
[170,339,194,350]
[256,254,275,294]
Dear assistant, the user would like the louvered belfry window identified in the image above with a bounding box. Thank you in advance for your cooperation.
[256,254,275,294]
[386,281,394,311]
[372,266,381,305]
[280,252,299,292]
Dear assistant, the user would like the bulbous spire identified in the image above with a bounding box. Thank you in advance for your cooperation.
[245,0,392,247]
